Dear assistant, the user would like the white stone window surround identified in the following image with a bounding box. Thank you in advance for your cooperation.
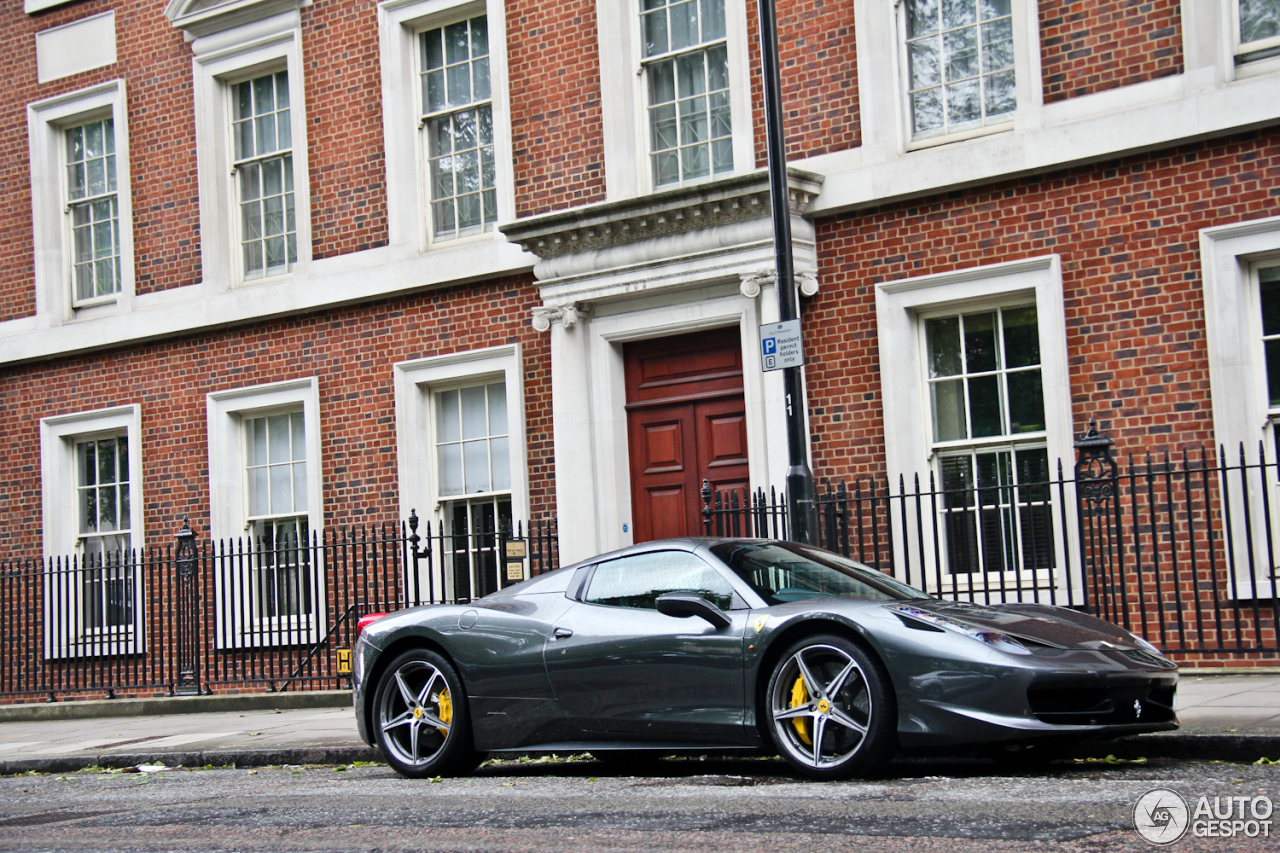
[874,255,1075,595]
[207,377,323,646]
[806,1,1279,217]
[39,404,145,657]
[378,0,516,252]
[1201,215,1280,594]
[207,377,323,542]
[594,0,755,201]
[28,80,136,326]
[393,344,529,525]
[189,10,312,293]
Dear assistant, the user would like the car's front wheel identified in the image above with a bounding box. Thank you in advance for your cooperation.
[373,648,480,778]
[765,634,896,779]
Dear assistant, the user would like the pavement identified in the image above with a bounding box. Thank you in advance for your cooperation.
[0,672,1278,775]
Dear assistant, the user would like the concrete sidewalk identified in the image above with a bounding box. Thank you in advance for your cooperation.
[0,673,1278,774]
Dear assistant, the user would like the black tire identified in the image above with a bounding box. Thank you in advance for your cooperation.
[764,633,897,779]
[373,648,480,779]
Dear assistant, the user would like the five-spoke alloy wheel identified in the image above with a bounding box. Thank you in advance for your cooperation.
[373,648,480,778]
[766,634,896,779]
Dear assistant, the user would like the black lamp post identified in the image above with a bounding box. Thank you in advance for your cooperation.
[756,0,816,543]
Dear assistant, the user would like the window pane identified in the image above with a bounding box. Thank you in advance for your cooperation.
[487,382,508,435]
[962,312,998,372]
[967,374,1002,437]
[910,37,942,89]
[1241,0,1280,43]
[439,443,463,496]
[291,412,306,460]
[491,436,510,491]
[1262,270,1280,335]
[1267,339,1280,407]
[1001,305,1039,367]
[942,0,976,29]
[463,439,490,493]
[1006,369,1045,433]
[932,378,967,442]
[926,316,962,376]
[944,26,979,80]
[459,385,488,439]
[907,0,940,37]
[270,462,293,514]
[268,414,291,463]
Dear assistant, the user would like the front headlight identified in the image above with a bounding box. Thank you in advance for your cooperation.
[893,605,1033,655]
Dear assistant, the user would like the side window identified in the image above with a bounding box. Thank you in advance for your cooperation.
[584,551,735,610]
[1237,0,1280,63]
[233,71,297,280]
[902,0,1016,143]
[420,15,496,241]
[925,304,1053,577]
[641,0,734,187]
[1258,265,1280,453]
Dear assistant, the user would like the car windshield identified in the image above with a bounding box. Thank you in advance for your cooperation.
[710,541,930,605]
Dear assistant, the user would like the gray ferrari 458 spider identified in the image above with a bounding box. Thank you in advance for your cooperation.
[352,538,1177,779]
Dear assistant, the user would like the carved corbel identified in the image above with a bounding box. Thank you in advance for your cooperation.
[797,268,819,297]
[531,303,589,332]
[739,270,776,299]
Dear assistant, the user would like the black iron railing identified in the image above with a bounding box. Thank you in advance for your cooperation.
[704,432,1280,659]
[0,513,558,702]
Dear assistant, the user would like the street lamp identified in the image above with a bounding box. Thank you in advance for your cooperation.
[756,0,816,543]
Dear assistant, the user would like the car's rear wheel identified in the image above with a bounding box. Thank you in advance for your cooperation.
[373,648,480,778]
[765,634,896,779]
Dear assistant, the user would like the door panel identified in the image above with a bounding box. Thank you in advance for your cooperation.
[625,330,750,543]
[543,601,748,742]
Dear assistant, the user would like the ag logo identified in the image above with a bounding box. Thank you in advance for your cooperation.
[1134,788,1189,845]
[753,616,769,634]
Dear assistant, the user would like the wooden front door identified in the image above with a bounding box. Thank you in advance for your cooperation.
[625,328,750,542]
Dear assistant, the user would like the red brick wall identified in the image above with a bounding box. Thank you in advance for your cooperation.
[746,0,860,165]
[0,275,554,556]
[507,0,606,217]
[807,127,1280,481]
[1039,0,1183,104]
[303,0,389,259]
[0,1,201,319]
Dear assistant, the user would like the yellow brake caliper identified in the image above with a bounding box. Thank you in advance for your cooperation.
[790,676,812,745]
[436,688,452,737]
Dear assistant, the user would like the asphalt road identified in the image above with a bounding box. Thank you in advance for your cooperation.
[0,754,1276,852]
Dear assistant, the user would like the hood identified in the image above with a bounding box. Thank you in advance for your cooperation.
[901,599,1148,651]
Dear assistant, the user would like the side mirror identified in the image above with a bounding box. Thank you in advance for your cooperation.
[655,592,732,630]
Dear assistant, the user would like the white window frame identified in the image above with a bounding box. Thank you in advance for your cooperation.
[189,10,312,292]
[892,0,1040,150]
[39,405,144,658]
[875,256,1074,598]
[1230,0,1280,70]
[28,80,136,324]
[378,0,515,252]
[1201,215,1280,598]
[595,0,754,200]
[394,345,528,597]
[207,378,323,647]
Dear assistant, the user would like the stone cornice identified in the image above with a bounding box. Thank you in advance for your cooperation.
[501,169,824,262]
[165,0,310,40]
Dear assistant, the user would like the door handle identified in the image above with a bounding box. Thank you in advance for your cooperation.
[553,627,573,640]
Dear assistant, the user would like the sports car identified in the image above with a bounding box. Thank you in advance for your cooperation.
[352,538,1178,779]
